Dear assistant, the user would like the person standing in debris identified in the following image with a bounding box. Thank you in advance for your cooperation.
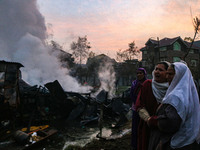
[135,61,170,150]
[130,68,147,150]
[147,62,200,150]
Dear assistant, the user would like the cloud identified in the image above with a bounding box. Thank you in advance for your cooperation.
[37,0,200,59]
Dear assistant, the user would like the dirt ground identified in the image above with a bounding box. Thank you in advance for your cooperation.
[65,121,132,150]
[0,118,132,150]
[82,132,131,150]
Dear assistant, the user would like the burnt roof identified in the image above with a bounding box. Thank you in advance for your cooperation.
[0,60,24,68]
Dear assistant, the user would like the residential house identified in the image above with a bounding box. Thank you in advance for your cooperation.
[140,36,200,79]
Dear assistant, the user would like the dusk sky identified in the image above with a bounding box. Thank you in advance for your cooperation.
[37,0,200,59]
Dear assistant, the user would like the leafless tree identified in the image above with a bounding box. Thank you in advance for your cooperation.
[183,16,200,60]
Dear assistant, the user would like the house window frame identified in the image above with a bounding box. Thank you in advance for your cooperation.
[142,60,147,67]
[159,47,167,51]
[143,50,147,54]
[160,57,167,61]
[189,49,194,54]
[173,57,181,62]
[173,42,181,51]
[191,59,197,67]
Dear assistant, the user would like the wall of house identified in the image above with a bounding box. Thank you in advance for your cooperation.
[141,39,200,79]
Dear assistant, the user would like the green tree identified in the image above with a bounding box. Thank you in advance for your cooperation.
[184,37,193,42]
[50,40,74,68]
[70,36,91,64]
[50,40,63,50]
[116,41,140,62]
[88,51,96,58]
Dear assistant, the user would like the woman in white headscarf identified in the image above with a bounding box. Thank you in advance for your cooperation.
[147,62,200,150]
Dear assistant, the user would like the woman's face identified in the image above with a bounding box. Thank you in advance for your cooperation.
[137,70,145,81]
[154,64,168,83]
[166,66,175,85]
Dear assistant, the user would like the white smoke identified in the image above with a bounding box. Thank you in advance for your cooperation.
[98,62,116,98]
[0,0,91,92]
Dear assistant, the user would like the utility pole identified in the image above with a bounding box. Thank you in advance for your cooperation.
[157,37,160,62]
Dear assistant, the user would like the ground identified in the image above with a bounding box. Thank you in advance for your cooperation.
[82,133,131,150]
[65,120,132,150]
[0,117,132,150]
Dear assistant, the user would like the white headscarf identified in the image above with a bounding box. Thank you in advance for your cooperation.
[162,62,200,148]
[152,79,168,103]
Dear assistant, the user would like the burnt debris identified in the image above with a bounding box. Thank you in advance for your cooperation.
[0,60,131,148]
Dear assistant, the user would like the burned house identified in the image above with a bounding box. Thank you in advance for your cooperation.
[0,60,54,130]
[0,60,23,122]
[0,60,132,149]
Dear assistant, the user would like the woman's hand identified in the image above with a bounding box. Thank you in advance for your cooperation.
[147,116,158,127]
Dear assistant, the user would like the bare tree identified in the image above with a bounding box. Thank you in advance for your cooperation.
[116,49,126,62]
[71,36,91,64]
[183,16,200,60]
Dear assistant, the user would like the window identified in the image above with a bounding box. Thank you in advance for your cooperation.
[189,49,194,54]
[191,60,197,66]
[173,42,181,51]
[143,50,147,54]
[173,57,181,62]
[159,47,167,51]
[160,57,167,61]
[142,60,147,67]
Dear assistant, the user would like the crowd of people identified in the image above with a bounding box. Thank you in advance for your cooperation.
[130,61,200,150]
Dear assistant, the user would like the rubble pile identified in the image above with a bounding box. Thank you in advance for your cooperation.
[0,60,131,149]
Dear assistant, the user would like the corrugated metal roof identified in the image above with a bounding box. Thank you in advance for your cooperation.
[0,60,24,67]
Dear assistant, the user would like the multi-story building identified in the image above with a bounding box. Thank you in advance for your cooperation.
[140,36,200,79]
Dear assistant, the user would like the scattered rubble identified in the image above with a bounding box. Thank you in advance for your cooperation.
[0,60,131,149]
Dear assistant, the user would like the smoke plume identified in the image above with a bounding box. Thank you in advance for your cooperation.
[98,62,116,98]
[0,0,91,92]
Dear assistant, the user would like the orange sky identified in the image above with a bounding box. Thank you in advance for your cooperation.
[38,0,200,59]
